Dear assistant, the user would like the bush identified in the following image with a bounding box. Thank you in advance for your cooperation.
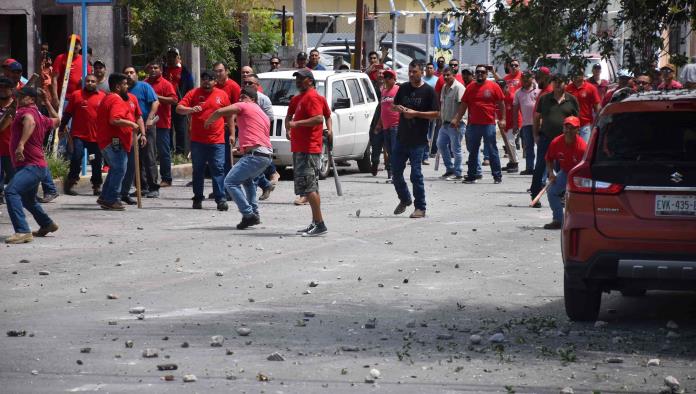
[46,154,70,180]
[172,153,190,166]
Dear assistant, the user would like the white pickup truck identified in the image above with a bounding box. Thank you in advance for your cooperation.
[257,70,378,178]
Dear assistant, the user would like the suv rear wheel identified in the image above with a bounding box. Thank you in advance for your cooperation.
[318,145,331,180]
[356,145,371,173]
[564,275,602,321]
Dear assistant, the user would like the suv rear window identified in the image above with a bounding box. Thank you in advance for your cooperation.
[595,111,696,164]
[258,79,326,106]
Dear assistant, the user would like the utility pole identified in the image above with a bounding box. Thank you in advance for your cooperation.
[354,0,365,69]
[293,0,307,53]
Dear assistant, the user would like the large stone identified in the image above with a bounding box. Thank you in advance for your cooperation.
[210,335,225,347]
[236,327,251,336]
[560,387,574,394]
[129,307,145,314]
[488,333,505,343]
[142,348,159,358]
[267,352,285,361]
[157,364,178,371]
[470,334,483,345]
[647,359,661,367]
[183,374,197,383]
[664,376,680,391]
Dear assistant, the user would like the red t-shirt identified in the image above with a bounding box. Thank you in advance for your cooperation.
[10,106,54,168]
[545,134,588,173]
[146,76,178,129]
[65,89,105,142]
[97,93,139,152]
[462,80,505,125]
[164,66,182,92]
[565,81,600,126]
[587,77,609,98]
[498,91,522,129]
[504,72,522,95]
[658,80,683,90]
[53,53,92,97]
[288,88,325,153]
[435,74,464,96]
[179,87,231,144]
[216,78,241,104]
[0,102,12,156]
[380,85,400,130]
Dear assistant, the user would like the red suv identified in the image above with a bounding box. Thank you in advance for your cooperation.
[562,90,696,321]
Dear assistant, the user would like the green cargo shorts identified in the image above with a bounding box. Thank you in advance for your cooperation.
[293,152,321,195]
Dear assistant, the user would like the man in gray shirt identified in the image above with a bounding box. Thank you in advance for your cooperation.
[436,67,466,180]
[93,60,109,94]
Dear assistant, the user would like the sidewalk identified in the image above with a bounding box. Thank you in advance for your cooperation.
[52,163,192,194]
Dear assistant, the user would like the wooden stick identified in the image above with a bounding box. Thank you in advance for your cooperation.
[529,184,548,207]
[52,34,77,157]
[499,127,518,164]
[133,131,142,209]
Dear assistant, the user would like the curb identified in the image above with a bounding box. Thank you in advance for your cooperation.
[53,163,192,195]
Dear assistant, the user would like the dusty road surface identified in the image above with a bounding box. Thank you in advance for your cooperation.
[1,162,695,393]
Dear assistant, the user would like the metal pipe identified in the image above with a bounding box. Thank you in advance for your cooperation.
[425,13,431,62]
[314,16,336,49]
[389,0,397,71]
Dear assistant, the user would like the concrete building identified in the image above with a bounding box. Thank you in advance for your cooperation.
[0,0,128,79]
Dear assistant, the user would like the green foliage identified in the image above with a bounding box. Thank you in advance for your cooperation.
[172,153,190,166]
[248,9,282,56]
[46,154,69,180]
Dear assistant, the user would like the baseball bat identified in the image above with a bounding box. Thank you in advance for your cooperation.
[52,34,77,157]
[529,184,548,207]
[133,131,143,208]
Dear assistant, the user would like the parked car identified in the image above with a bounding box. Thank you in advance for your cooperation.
[534,53,617,82]
[257,70,378,178]
[316,46,412,82]
[562,89,696,321]
[319,38,428,63]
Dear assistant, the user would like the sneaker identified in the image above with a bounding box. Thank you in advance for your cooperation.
[64,181,78,196]
[494,177,502,184]
[371,163,379,176]
[482,159,490,166]
[192,199,203,209]
[5,232,33,244]
[146,190,160,198]
[32,222,59,237]
[217,201,229,211]
[520,169,534,175]
[38,193,59,203]
[208,192,215,199]
[440,171,454,179]
[506,164,519,173]
[422,160,430,165]
[270,172,281,185]
[185,181,193,187]
[121,196,137,205]
[92,186,101,196]
[297,222,316,234]
[259,185,275,201]
[294,196,308,205]
[462,177,478,184]
[237,214,261,229]
[474,174,483,180]
[543,221,562,230]
[96,196,105,205]
[100,201,125,211]
[446,175,463,181]
[409,209,426,218]
[393,200,412,215]
[159,180,172,188]
[302,221,328,237]
[531,201,542,208]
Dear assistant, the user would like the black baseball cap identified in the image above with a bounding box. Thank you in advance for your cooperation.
[18,86,38,97]
[167,47,180,55]
[296,52,308,60]
[93,59,106,67]
[200,70,214,80]
[293,69,314,80]
[240,86,258,101]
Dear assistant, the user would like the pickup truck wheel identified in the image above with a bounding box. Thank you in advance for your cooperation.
[564,275,601,321]
[356,144,372,173]
[318,145,330,180]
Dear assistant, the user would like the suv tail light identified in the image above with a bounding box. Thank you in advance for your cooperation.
[567,161,624,195]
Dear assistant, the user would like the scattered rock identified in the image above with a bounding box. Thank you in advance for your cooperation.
[648,359,661,367]
[303,312,316,318]
[80,347,91,354]
[612,336,623,344]
[76,360,83,365]
[129,307,145,314]
[308,281,319,287]
[142,348,159,358]
[163,375,175,381]
[267,352,285,361]
[31,370,38,375]
[210,335,225,347]
[6,330,26,337]
[19,259,30,264]
[215,271,224,277]
[364,318,377,329]
[265,283,274,288]
[437,334,454,340]
[181,342,189,348]
[108,321,117,325]
[125,340,134,348]
[406,320,416,328]
[403,278,409,284]
[560,387,574,394]
[257,372,270,382]
[157,363,178,371]
[107,294,119,300]
[303,290,312,295]
[38,271,50,276]
[666,320,679,330]
[137,314,145,320]
[594,321,608,328]
[226,349,234,355]
[454,264,460,269]
[369,368,381,379]
[341,345,360,352]
[182,374,197,383]
[356,209,361,218]
[664,376,680,391]
[80,288,87,294]
[236,327,251,336]
[606,357,624,364]
[469,334,482,345]
[488,333,505,343]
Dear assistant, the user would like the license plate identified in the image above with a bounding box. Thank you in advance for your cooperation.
[655,195,696,216]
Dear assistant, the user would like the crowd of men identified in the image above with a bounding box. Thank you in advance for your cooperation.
[1,35,696,243]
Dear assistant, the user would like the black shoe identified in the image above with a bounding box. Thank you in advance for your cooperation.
[302,221,327,237]
[507,165,519,173]
[520,169,534,175]
[146,190,160,198]
[462,176,478,184]
[92,186,101,196]
[394,200,412,215]
[192,199,203,209]
[371,163,379,176]
[474,174,483,180]
[208,192,215,199]
[217,201,229,211]
[440,171,454,179]
[121,196,137,205]
[531,201,542,208]
[297,222,316,234]
[494,177,502,184]
[543,221,562,230]
[237,214,261,229]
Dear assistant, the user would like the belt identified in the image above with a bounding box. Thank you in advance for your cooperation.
[246,150,272,158]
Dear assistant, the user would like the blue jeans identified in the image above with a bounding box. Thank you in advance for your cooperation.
[436,123,464,176]
[224,127,232,174]
[370,127,398,169]
[424,120,437,160]
[121,148,135,198]
[530,134,551,199]
[100,144,128,203]
[5,165,53,233]
[547,170,568,223]
[579,125,591,143]
[0,155,16,196]
[191,141,225,202]
[225,154,272,217]
[520,125,535,171]
[67,138,102,186]
[391,140,427,211]
[466,124,502,179]
[156,127,172,182]
[41,171,57,196]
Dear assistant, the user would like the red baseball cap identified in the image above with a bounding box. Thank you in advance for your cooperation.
[383,69,396,79]
[68,34,82,43]
[2,58,18,67]
[538,66,551,75]
[563,116,580,128]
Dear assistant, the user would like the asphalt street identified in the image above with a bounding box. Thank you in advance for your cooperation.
[1,159,695,394]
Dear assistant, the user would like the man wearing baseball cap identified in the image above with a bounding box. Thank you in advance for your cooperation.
[2,59,28,87]
[658,64,683,90]
[542,115,587,229]
[52,35,92,108]
[163,46,194,155]
[373,68,400,178]
[296,52,308,69]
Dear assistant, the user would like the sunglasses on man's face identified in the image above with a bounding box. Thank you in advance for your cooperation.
[271,62,279,65]
[475,70,487,74]
[510,64,520,68]
[636,80,650,85]
[449,63,459,67]
[243,81,255,86]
